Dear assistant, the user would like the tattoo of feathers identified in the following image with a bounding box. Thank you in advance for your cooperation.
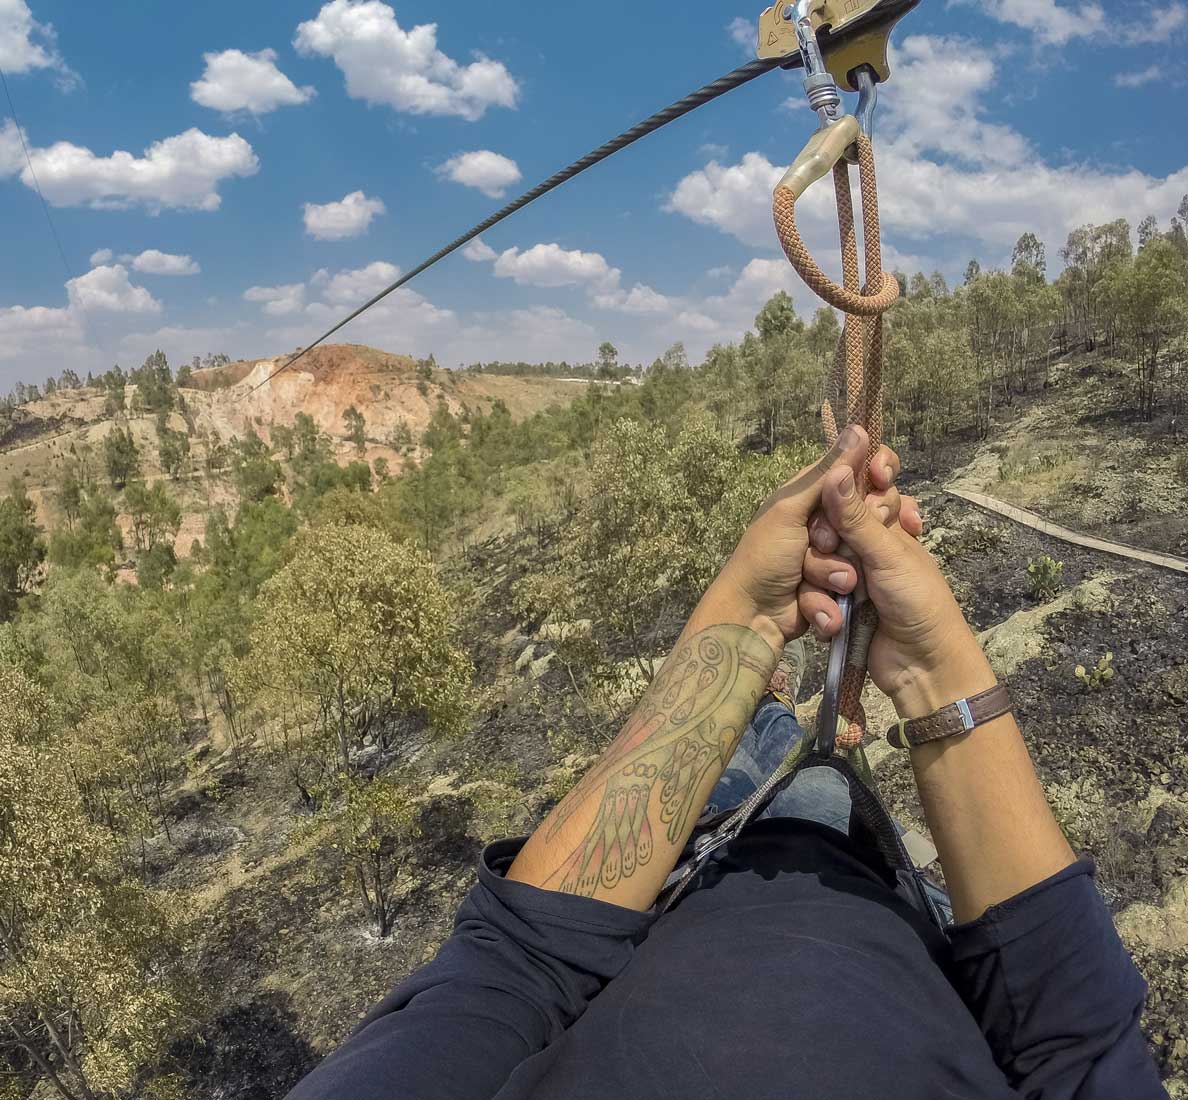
[544,625,771,897]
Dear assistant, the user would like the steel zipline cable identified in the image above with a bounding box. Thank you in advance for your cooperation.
[248,57,783,394]
[0,63,74,282]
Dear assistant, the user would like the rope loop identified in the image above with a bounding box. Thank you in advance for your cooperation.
[772,130,898,749]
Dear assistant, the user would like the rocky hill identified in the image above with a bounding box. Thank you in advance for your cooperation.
[0,344,588,548]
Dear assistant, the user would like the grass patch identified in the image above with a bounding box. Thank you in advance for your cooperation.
[996,440,1095,507]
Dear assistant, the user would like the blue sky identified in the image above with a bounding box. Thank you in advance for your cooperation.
[1,0,1186,387]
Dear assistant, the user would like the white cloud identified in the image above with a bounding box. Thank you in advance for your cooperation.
[675,258,806,343]
[311,260,400,306]
[1115,64,1161,88]
[294,0,519,121]
[302,190,386,240]
[0,118,26,176]
[958,0,1106,45]
[665,152,785,247]
[191,48,315,114]
[727,17,755,52]
[258,261,453,359]
[117,324,243,371]
[665,34,1188,277]
[492,243,620,290]
[244,282,306,317]
[0,0,74,83]
[469,238,671,315]
[877,36,1029,166]
[593,284,672,315]
[127,249,200,276]
[437,150,522,198]
[961,0,1185,46]
[462,237,497,262]
[0,302,81,364]
[0,123,258,210]
[457,306,596,363]
[89,247,113,266]
[1120,3,1188,42]
[66,265,161,314]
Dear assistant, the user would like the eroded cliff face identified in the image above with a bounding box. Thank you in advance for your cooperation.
[192,344,583,450]
[4,344,585,483]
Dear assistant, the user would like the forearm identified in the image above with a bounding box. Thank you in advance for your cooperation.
[507,578,783,910]
[899,630,1076,924]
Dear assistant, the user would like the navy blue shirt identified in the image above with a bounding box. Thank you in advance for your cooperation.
[287,820,1164,1099]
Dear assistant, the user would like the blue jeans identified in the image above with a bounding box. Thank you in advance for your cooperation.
[704,694,852,835]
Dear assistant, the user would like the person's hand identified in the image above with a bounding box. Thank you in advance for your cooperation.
[798,464,996,719]
[714,425,921,645]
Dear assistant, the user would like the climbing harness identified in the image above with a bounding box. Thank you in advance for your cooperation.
[658,3,944,924]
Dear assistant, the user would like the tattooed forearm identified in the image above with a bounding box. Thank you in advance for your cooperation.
[525,624,775,901]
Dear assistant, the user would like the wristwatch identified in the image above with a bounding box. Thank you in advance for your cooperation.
[886,683,1012,749]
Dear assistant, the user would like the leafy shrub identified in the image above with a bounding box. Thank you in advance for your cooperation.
[1026,554,1064,601]
[1174,448,1188,485]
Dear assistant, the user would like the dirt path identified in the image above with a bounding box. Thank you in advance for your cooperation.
[947,489,1188,575]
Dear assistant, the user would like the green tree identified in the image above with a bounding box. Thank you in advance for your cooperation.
[0,481,43,621]
[754,291,801,342]
[271,423,296,460]
[103,427,140,489]
[230,431,283,502]
[1108,238,1188,419]
[239,524,473,772]
[1137,214,1159,250]
[1011,232,1047,283]
[0,664,193,1100]
[130,350,174,414]
[344,405,367,452]
[102,368,127,417]
[47,491,122,573]
[300,772,420,937]
[806,307,841,369]
[596,341,619,378]
[53,465,84,530]
[293,411,331,468]
[124,481,182,553]
[520,420,796,685]
[157,427,190,479]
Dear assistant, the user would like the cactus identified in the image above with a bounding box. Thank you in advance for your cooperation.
[1074,653,1115,691]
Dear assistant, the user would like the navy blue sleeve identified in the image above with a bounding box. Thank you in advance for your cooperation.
[285,839,652,1100]
[948,859,1165,1099]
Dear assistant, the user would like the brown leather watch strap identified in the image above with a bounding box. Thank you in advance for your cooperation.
[886,683,1012,749]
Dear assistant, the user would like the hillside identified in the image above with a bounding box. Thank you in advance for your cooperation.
[0,344,588,552]
[121,357,1188,1095]
[2,289,1186,1100]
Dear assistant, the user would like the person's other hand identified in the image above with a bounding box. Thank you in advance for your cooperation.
[798,465,994,719]
[716,425,917,644]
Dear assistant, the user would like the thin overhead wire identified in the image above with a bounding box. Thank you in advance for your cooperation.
[0,62,102,385]
[247,57,783,394]
[0,63,74,282]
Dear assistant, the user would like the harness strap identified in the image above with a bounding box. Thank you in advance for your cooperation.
[658,744,945,928]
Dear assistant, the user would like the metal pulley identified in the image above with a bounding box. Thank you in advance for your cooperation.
[754,0,920,91]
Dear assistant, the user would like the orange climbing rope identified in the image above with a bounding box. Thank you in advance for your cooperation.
[772,128,900,750]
